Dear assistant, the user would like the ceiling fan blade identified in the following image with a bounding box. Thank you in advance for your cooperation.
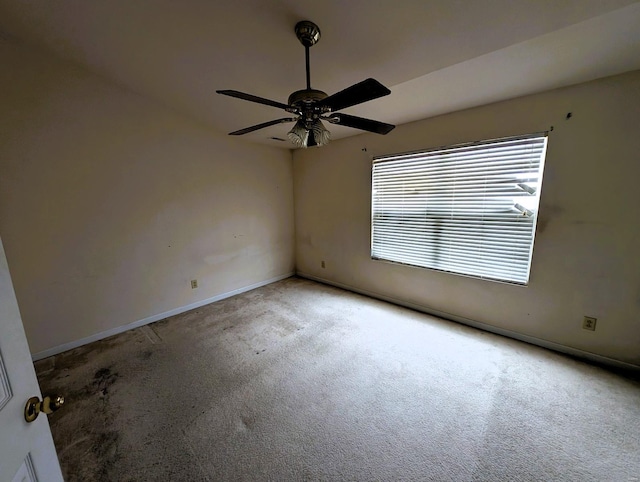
[327,113,395,135]
[318,78,391,112]
[217,90,291,110]
[229,118,297,135]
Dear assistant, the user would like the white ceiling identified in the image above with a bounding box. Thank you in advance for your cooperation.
[1,0,639,149]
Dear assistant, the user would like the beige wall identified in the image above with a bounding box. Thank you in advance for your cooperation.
[2,35,638,367]
[0,40,295,355]
[294,70,640,366]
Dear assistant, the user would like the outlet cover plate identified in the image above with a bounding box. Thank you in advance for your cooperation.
[583,316,597,331]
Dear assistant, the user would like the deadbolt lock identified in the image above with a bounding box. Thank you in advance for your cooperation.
[24,394,65,423]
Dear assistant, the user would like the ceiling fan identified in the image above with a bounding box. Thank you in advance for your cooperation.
[217,20,395,148]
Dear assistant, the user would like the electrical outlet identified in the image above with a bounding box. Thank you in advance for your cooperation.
[583,316,597,331]
[191,279,198,289]
[321,260,325,268]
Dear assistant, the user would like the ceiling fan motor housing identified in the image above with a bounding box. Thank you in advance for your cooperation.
[288,89,328,108]
[288,89,331,125]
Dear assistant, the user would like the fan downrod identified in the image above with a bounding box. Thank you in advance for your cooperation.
[295,21,321,47]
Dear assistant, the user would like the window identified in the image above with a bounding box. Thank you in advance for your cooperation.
[371,133,548,285]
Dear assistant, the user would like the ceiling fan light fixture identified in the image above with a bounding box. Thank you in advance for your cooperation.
[287,119,331,148]
[287,120,309,148]
[311,119,331,147]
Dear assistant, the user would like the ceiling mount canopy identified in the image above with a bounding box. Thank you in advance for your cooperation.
[217,20,395,148]
[294,20,321,48]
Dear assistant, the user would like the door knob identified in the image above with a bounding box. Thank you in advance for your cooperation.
[24,394,65,423]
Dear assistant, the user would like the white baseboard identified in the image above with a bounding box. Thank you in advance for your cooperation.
[297,271,640,372]
[32,273,294,361]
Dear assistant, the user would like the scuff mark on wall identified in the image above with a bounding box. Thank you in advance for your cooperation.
[535,204,564,234]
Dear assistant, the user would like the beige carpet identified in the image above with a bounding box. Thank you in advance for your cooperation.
[35,277,640,481]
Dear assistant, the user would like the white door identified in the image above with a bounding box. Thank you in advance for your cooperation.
[0,236,63,481]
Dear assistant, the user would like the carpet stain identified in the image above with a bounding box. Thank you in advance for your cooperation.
[94,367,119,397]
[35,339,128,481]
[240,414,255,430]
[139,350,153,361]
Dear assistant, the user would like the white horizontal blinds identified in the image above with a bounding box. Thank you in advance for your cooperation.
[372,134,547,284]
